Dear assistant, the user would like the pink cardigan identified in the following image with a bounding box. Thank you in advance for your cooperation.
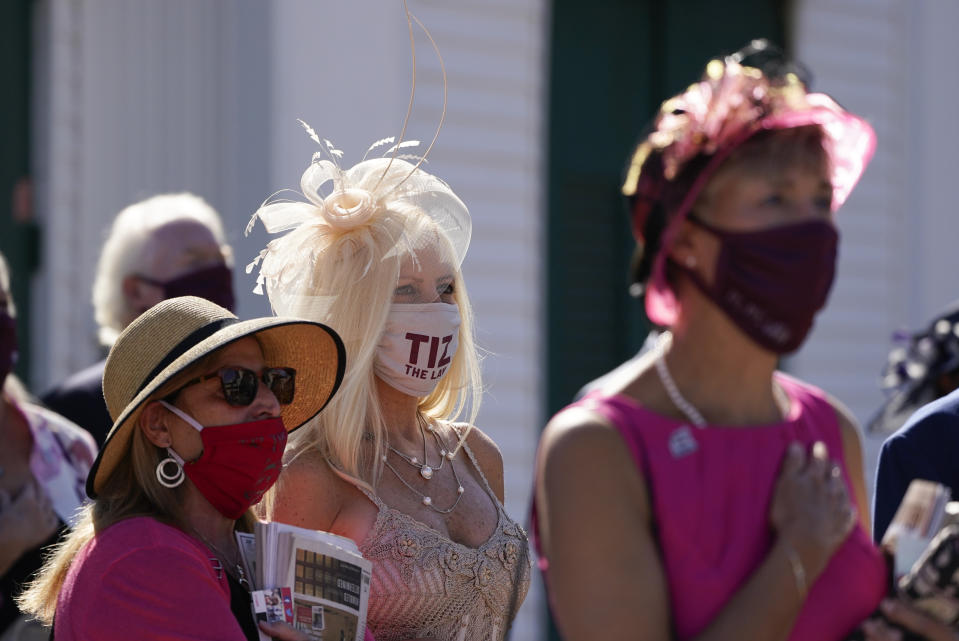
[55,517,245,640]
[56,516,378,641]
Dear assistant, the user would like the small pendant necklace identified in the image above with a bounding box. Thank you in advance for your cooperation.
[387,415,455,480]
[383,424,465,514]
[191,528,250,589]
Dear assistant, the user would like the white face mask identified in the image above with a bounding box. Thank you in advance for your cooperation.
[374,303,461,397]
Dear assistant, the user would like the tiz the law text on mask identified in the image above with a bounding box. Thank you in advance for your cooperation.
[404,332,453,379]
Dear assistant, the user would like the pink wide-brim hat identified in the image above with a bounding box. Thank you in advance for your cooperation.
[623,55,876,327]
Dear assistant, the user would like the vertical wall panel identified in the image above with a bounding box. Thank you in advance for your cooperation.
[32,0,272,389]
[414,5,548,637]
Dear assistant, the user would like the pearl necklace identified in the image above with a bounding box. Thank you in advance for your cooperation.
[654,332,707,427]
[387,416,454,480]
[382,424,465,514]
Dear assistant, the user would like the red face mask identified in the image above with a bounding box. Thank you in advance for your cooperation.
[161,401,287,519]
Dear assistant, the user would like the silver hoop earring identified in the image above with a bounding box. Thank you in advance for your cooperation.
[156,457,185,488]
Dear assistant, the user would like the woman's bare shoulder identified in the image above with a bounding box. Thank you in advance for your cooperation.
[458,424,502,464]
[539,404,628,470]
[270,448,344,530]
[447,423,506,502]
[535,402,665,641]
[282,447,340,483]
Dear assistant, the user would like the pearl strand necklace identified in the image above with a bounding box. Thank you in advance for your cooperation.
[382,425,465,513]
[387,417,454,480]
[654,332,707,427]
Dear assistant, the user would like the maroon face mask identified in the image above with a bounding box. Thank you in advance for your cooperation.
[140,263,236,312]
[678,217,839,354]
[0,311,17,387]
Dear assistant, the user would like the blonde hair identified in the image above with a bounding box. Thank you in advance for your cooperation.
[17,354,255,623]
[257,199,482,497]
[92,193,232,347]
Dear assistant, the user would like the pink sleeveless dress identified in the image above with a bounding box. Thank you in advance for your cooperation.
[533,373,887,641]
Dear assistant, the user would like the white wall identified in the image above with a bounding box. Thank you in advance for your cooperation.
[790,0,959,501]
[31,0,274,389]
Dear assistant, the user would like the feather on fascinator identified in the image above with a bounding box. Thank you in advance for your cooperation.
[622,39,876,327]
[245,3,471,320]
[245,133,472,318]
[244,2,482,487]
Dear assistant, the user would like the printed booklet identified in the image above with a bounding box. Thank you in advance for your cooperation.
[237,522,372,641]
[882,480,959,628]
[881,479,952,577]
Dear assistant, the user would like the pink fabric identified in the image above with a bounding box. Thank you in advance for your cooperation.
[55,517,245,641]
[535,373,886,641]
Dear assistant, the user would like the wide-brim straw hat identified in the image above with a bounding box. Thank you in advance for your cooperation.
[87,295,346,498]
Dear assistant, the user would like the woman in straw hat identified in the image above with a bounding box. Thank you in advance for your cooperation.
[245,125,530,640]
[18,296,345,641]
[534,41,889,641]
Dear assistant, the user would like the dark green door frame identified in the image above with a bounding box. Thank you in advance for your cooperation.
[546,0,789,415]
[0,0,38,384]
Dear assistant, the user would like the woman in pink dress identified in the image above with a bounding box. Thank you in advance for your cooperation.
[534,40,888,641]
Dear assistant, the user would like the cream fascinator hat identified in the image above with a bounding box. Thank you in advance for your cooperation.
[87,296,345,498]
[245,122,472,318]
[245,4,471,316]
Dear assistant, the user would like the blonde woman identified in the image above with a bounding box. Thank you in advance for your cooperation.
[18,296,345,641]
[249,140,530,641]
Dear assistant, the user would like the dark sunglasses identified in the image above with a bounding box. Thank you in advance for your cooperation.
[170,366,296,406]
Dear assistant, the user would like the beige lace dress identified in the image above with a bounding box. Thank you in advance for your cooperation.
[357,440,531,641]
